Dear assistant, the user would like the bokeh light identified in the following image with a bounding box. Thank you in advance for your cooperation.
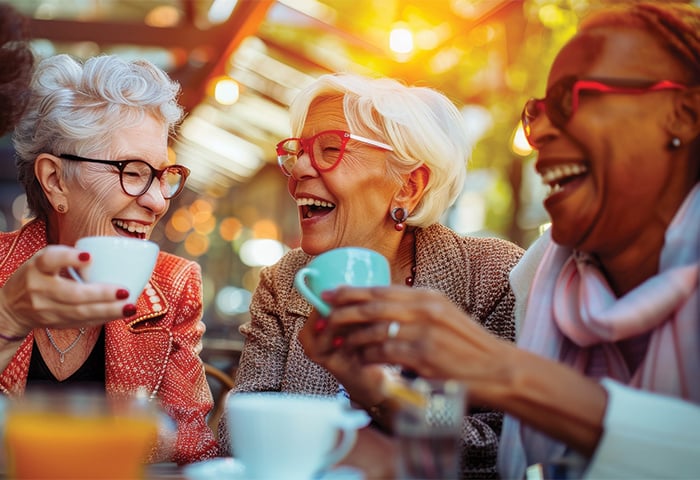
[184,231,210,257]
[239,239,285,267]
[389,26,414,55]
[219,217,243,242]
[215,286,252,317]
[252,219,279,240]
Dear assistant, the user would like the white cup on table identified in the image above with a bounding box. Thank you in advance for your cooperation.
[226,392,370,479]
[69,236,159,304]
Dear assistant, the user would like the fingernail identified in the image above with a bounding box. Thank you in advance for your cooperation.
[332,336,344,348]
[122,304,137,317]
[78,252,90,262]
[314,319,328,333]
[116,289,129,300]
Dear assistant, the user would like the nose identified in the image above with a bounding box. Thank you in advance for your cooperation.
[137,177,168,213]
[527,112,561,149]
[289,150,318,180]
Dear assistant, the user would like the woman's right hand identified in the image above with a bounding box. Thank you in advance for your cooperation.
[298,308,390,411]
[0,245,132,336]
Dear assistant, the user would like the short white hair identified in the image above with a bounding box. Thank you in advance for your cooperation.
[288,73,470,227]
[13,53,183,221]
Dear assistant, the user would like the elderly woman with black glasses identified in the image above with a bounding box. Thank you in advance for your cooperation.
[219,73,524,478]
[317,2,700,478]
[0,54,217,464]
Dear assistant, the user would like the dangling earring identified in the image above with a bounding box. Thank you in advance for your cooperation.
[56,204,66,213]
[668,137,682,150]
[390,207,408,232]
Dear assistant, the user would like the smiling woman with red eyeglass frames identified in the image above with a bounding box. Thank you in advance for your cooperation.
[218,73,525,478]
[300,2,700,479]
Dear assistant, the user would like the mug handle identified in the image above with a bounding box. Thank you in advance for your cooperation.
[67,266,85,284]
[294,268,331,317]
[319,410,371,473]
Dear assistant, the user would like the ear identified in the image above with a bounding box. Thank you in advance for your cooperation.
[395,165,430,211]
[35,153,69,211]
[669,86,700,143]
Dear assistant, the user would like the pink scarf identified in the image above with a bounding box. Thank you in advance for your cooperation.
[499,184,700,479]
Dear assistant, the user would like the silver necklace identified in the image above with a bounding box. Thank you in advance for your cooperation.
[45,328,86,363]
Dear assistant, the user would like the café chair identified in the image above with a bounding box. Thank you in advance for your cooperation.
[203,363,236,432]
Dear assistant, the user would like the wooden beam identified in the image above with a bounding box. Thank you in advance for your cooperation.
[26,0,275,113]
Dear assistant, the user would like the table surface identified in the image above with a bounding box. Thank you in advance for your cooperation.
[145,462,187,480]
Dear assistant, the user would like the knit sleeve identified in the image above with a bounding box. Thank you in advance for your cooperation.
[231,261,290,394]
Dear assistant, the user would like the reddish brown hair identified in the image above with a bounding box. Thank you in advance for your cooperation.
[580,1,700,83]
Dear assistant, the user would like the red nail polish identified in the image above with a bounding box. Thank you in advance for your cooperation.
[116,289,129,300]
[122,304,137,317]
[78,252,90,262]
[314,319,328,333]
[332,336,344,348]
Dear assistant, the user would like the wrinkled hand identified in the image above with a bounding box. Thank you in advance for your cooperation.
[322,285,513,404]
[298,308,389,409]
[0,245,133,336]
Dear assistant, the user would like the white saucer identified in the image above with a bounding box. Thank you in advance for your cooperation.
[183,457,364,480]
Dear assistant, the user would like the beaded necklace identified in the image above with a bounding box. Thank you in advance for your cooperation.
[45,328,86,363]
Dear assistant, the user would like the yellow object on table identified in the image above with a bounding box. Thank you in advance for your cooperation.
[4,390,158,480]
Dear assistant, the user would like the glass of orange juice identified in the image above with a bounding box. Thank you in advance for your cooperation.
[4,388,159,479]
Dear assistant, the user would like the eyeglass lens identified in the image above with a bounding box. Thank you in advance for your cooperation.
[121,161,185,199]
[521,77,575,144]
[277,131,349,176]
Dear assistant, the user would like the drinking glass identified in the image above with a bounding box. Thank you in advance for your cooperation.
[393,378,467,480]
[4,389,159,479]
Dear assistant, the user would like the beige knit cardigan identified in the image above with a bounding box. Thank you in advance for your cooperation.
[221,223,524,478]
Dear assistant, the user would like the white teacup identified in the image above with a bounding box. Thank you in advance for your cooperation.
[226,393,370,479]
[69,236,159,304]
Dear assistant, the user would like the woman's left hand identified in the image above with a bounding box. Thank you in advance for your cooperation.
[321,285,513,405]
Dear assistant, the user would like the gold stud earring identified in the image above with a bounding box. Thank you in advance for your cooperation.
[56,204,66,213]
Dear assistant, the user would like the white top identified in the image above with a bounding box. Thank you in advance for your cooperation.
[583,378,700,479]
[508,231,700,478]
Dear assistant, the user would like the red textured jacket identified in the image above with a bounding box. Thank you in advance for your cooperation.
[0,219,217,464]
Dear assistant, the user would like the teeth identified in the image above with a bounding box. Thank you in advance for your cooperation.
[540,163,587,185]
[113,219,150,234]
[296,197,336,208]
[546,183,563,196]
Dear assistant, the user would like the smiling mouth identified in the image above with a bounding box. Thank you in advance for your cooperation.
[296,197,336,219]
[540,163,588,197]
[112,219,150,239]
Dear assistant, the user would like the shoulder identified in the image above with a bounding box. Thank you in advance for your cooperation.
[418,223,524,270]
[258,248,311,286]
[151,251,201,292]
[0,220,47,282]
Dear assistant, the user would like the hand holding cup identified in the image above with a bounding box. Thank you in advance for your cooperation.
[68,236,159,304]
[294,247,390,317]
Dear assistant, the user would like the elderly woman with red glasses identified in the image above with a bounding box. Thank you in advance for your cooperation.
[317,2,700,478]
[220,73,524,478]
[0,54,217,464]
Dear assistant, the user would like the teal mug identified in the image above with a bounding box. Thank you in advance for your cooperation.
[294,247,390,317]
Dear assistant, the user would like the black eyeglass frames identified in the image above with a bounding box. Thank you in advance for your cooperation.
[60,154,190,199]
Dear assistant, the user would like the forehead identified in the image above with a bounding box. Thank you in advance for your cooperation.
[302,96,348,134]
[548,26,686,86]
